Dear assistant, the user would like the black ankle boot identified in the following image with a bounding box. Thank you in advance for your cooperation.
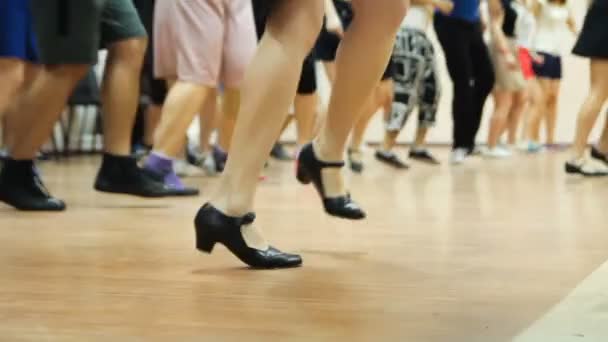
[194,203,302,269]
[0,158,66,211]
[296,143,366,220]
[94,153,173,197]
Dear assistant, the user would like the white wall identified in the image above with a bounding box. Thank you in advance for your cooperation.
[281,0,603,145]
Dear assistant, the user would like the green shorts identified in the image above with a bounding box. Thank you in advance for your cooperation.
[30,0,147,65]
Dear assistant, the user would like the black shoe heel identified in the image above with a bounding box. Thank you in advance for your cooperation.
[194,203,302,269]
[296,143,366,220]
[195,232,216,253]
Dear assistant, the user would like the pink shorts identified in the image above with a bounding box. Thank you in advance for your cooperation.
[154,0,257,88]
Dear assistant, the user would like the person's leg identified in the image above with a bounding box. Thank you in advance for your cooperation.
[347,83,379,173]
[469,27,495,153]
[294,54,319,148]
[198,92,219,154]
[434,16,475,163]
[217,88,239,152]
[568,59,608,165]
[193,0,323,269]
[544,79,560,146]
[377,78,410,168]
[410,46,440,164]
[209,0,324,216]
[487,90,513,149]
[101,38,148,156]
[506,88,528,145]
[2,0,105,210]
[92,0,174,197]
[523,78,544,150]
[312,0,408,197]
[0,59,25,149]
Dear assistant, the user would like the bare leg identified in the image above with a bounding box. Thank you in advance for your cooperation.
[349,88,378,152]
[314,0,407,196]
[101,37,148,156]
[198,92,218,153]
[487,90,513,149]
[414,127,429,148]
[210,0,325,216]
[598,112,608,153]
[506,89,528,145]
[0,59,26,148]
[144,104,162,146]
[9,65,88,159]
[571,60,608,159]
[525,78,543,144]
[217,88,239,152]
[294,93,318,146]
[154,81,212,157]
[544,80,560,145]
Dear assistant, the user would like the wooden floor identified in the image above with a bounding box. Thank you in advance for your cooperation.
[1,149,607,341]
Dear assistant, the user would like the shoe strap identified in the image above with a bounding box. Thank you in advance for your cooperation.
[317,160,345,169]
[204,203,256,227]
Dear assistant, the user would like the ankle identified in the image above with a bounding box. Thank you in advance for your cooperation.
[312,139,343,162]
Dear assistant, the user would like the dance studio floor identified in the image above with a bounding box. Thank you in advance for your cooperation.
[1,149,607,341]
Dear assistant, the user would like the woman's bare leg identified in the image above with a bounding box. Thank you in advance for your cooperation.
[571,60,608,159]
[217,88,240,152]
[198,92,218,153]
[314,0,407,196]
[487,90,513,149]
[544,79,560,145]
[506,89,528,145]
[210,0,325,216]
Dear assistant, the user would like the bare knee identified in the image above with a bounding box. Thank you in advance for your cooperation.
[0,59,26,94]
[106,37,148,70]
[267,0,324,57]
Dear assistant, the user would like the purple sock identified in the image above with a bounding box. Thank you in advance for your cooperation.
[145,153,185,190]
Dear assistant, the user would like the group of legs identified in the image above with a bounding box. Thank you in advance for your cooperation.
[0,0,179,211]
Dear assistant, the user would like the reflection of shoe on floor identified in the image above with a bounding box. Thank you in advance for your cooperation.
[482,146,512,159]
[270,143,293,161]
[0,158,66,211]
[375,150,409,169]
[409,148,440,165]
[565,158,608,177]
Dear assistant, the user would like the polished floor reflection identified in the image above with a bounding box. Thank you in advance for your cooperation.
[1,150,607,341]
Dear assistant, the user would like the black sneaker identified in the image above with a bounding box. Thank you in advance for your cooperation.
[270,143,293,161]
[409,149,440,165]
[0,158,66,211]
[94,153,173,197]
[591,146,608,165]
[375,150,409,169]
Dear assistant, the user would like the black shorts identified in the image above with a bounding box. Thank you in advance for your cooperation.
[315,0,353,62]
[133,0,166,105]
[532,51,562,80]
[29,0,146,65]
[252,0,317,94]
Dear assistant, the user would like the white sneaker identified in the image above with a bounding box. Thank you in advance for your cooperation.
[450,148,468,164]
[483,146,512,159]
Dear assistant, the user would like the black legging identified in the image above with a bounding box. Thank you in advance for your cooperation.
[434,15,494,151]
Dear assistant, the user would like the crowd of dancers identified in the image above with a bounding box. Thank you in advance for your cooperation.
[0,0,607,268]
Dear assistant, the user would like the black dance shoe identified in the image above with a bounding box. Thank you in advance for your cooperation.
[194,203,302,269]
[565,159,608,177]
[0,158,66,211]
[94,154,174,197]
[296,143,366,220]
[591,146,608,166]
